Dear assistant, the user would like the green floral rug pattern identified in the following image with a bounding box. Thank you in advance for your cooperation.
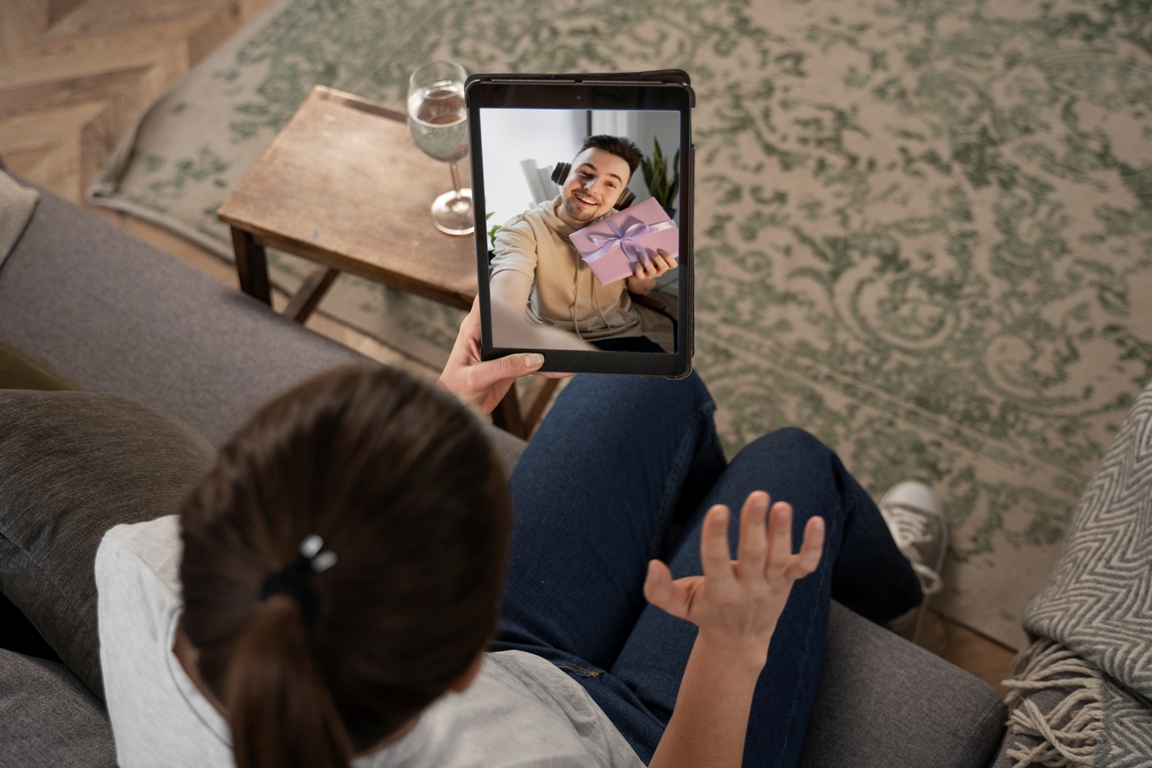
[90,0,1152,649]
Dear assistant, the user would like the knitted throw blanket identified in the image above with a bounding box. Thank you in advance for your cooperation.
[1004,384,1152,767]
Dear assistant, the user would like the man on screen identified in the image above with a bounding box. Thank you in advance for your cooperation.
[489,135,677,353]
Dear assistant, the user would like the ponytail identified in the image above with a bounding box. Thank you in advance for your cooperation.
[180,365,512,761]
[225,595,352,768]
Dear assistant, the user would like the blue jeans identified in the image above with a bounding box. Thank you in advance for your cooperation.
[492,372,922,767]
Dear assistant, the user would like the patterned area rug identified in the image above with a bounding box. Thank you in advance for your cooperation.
[90,0,1152,649]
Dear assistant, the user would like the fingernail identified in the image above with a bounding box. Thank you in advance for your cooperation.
[525,353,544,368]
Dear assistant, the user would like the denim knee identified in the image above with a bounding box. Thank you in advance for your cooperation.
[744,427,833,467]
[728,427,847,524]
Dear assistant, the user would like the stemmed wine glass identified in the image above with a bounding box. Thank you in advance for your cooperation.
[407,61,473,236]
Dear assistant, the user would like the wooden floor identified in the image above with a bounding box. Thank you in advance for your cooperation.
[0,0,1018,695]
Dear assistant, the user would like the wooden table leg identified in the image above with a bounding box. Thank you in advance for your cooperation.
[522,378,560,434]
[491,377,562,440]
[491,387,526,439]
[231,227,271,305]
[284,266,339,324]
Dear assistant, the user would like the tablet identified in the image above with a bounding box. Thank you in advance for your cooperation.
[465,70,694,377]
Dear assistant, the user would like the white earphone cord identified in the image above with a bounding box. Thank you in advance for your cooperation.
[570,256,621,342]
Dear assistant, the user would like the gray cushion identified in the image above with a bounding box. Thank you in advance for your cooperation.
[799,602,1006,768]
[0,339,80,665]
[0,390,215,699]
[0,649,116,767]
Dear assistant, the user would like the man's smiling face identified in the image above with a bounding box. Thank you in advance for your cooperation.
[560,148,632,225]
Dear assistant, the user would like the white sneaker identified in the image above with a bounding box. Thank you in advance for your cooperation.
[878,481,948,642]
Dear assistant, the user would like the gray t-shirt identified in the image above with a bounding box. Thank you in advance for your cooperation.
[96,516,645,768]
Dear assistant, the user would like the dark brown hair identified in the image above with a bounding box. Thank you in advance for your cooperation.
[580,134,644,178]
[179,365,511,768]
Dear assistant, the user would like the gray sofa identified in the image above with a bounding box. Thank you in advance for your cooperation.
[0,175,1009,767]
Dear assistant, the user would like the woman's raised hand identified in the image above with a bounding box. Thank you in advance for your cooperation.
[643,491,825,667]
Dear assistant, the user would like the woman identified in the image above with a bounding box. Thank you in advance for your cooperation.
[96,302,924,768]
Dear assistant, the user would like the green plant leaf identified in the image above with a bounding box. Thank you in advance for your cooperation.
[643,136,679,209]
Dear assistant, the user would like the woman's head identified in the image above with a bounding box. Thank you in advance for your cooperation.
[179,365,511,768]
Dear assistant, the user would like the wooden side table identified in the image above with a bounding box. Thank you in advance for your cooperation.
[217,85,554,438]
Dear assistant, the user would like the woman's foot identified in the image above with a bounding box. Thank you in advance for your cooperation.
[878,481,948,643]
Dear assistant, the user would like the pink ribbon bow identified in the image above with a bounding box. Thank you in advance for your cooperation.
[583,217,676,264]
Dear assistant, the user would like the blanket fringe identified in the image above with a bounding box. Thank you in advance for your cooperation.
[1002,638,1104,768]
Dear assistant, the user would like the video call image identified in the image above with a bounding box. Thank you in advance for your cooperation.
[481,108,682,354]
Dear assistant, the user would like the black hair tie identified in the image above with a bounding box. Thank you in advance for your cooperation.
[259,535,338,629]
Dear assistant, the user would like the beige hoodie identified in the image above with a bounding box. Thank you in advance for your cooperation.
[490,196,641,341]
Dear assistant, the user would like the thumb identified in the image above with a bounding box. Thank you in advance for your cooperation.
[643,560,687,619]
[468,353,544,391]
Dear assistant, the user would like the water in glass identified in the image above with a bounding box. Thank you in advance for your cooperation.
[407,80,467,163]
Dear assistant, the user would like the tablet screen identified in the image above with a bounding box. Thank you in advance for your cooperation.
[477,105,683,357]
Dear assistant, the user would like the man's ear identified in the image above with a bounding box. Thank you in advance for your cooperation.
[448,649,486,693]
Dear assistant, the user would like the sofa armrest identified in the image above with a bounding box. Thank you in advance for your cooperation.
[800,602,1006,768]
[0,180,531,473]
[0,181,368,448]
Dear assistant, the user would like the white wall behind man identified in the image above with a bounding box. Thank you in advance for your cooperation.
[478,109,585,235]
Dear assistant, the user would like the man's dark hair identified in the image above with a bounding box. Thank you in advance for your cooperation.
[579,135,644,178]
[180,365,511,768]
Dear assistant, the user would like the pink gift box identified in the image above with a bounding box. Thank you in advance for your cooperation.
[569,197,679,286]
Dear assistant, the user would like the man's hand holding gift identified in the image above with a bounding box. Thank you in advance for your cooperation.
[569,197,680,290]
[626,249,678,296]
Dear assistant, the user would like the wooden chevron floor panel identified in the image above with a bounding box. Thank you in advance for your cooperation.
[1,0,258,200]
[0,0,1017,697]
